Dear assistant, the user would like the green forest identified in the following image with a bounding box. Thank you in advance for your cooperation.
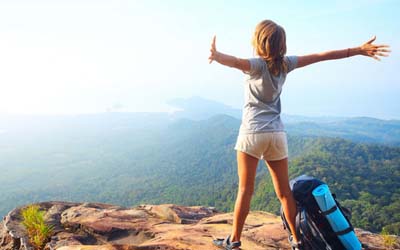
[0,113,399,235]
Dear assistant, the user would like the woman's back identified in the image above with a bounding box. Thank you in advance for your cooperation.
[240,56,297,134]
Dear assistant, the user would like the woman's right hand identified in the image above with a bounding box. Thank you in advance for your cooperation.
[359,36,391,61]
[208,35,219,64]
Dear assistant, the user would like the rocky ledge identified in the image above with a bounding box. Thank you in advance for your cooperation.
[0,201,398,250]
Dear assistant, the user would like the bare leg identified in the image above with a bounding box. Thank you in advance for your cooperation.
[230,151,259,247]
[265,158,299,243]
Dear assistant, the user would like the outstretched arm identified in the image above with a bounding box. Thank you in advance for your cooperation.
[208,35,250,72]
[297,36,391,69]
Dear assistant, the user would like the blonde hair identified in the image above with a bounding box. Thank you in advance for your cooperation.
[252,20,287,76]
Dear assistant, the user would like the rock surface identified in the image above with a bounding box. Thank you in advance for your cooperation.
[0,201,398,250]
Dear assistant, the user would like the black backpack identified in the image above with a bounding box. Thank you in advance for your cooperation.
[280,175,358,250]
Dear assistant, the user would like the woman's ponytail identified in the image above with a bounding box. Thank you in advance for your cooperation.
[252,20,288,76]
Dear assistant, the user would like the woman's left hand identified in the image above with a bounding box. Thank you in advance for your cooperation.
[359,36,391,61]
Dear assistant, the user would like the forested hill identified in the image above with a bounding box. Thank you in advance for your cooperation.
[0,113,399,234]
[166,116,400,234]
[253,137,400,234]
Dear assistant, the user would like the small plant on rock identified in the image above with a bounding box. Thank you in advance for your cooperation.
[381,228,399,250]
[21,204,54,250]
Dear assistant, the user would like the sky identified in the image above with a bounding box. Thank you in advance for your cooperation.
[0,0,399,119]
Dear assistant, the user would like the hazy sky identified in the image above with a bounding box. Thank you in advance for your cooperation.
[0,0,399,118]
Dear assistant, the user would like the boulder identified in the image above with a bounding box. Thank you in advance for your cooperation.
[1,201,398,250]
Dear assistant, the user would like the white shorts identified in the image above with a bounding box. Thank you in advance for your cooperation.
[234,131,288,161]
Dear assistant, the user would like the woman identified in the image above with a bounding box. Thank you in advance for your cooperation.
[209,19,390,250]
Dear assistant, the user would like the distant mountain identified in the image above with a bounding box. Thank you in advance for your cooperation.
[167,96,242,120]
[0,112,173,133]
[165,96,400,145]
[281,113,346,123]
[166,96,346,122]
[285,116,400,146]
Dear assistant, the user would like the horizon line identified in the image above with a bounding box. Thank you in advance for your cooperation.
[0,111,399,122]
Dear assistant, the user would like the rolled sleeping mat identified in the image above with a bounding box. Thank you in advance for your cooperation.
[312,184,362,250]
